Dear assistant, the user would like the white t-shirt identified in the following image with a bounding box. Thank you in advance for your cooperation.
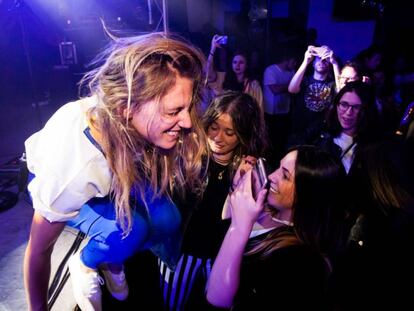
[25,96,112,222]
[263,64,294,115]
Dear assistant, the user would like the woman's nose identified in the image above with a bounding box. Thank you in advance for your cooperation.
[178,110,192,129]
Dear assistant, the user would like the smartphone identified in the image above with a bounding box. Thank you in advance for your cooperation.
[254,158,269,188]
[218,35,228,45]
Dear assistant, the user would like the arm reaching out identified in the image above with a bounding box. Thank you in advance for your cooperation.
[205,35,226,84]
[207,170,268,308]
[288,46,314,94]
[322,48,341,92]
[24,211,66,311]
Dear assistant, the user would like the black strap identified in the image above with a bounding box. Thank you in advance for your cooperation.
[340,141,357,159]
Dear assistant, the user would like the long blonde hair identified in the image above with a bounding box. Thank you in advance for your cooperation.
[81,32,208,236]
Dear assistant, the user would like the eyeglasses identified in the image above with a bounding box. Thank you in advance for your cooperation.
[338,101,362,114]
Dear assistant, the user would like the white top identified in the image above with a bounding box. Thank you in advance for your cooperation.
[25,96,112,222]
[263,64,294,114]
[333,132,356,174]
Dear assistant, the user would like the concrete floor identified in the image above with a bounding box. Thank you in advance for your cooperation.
[0,191,81,311]
[0,94,81,311]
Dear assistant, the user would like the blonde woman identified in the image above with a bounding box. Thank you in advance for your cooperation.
[23,32,207,311]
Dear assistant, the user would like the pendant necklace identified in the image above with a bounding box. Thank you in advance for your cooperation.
[217,168,226,180]
[214,158,231,180]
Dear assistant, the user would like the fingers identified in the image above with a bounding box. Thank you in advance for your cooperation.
[239,169,252,193]
[232,156,255,189]
[256,188,268,208]
[243,155,257,166]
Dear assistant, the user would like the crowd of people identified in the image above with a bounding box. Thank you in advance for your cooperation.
[22,28,414,311]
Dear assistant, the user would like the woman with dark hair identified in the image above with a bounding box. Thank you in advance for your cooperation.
[207,35,263,112]
[207,145,348,310]
[160,91,268,310]
[295,80,381,175]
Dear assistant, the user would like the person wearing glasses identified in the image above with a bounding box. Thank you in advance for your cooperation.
[337,61,370,91]
[292,80,381,175]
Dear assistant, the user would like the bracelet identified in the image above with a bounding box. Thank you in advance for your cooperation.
[209,52,214,57]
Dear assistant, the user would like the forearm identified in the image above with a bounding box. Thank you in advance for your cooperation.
[24,241,53,311]
[332,62,341,92]
[206,225,251,308]
[206,50,217,82]
[24,212,65,311]
[288,61,308,93]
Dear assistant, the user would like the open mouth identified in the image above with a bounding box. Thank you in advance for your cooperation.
[269,184,279,194]
[165,129,180,138]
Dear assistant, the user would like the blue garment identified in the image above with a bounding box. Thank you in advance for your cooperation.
[30,169,181,270]
[67,188,182,270]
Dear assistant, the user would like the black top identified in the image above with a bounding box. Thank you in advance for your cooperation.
[329,208,414,310]
[182,160,231,258]
[232,229,330,311]
[291,76,336,135]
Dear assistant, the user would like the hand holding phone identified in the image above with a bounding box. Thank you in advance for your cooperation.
[217,35,228,45]
[253,158,269,196]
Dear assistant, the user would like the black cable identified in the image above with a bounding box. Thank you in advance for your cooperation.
[47,231,86,297]
[47,213,103,309]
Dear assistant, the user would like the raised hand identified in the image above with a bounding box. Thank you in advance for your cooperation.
[210,34,226,54]
[229,169,268,234]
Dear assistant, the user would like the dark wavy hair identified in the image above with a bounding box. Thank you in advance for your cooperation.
[248,145,348,258]
[203,91,268,175]
[326,80,380,143]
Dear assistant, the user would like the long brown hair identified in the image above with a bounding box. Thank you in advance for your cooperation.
[81,32,208,235]
[202,91,268,178]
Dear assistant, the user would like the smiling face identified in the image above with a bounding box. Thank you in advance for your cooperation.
[130,76,193,150]
[267,150,297,214]
[207,112,239,163]
[336,90,362,137]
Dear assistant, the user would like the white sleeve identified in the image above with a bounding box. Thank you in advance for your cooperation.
[25,98,112,223]
[27,156,111,223]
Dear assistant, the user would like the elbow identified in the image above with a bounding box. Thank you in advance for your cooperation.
[288,86,299,94]
[206,291,233,309]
